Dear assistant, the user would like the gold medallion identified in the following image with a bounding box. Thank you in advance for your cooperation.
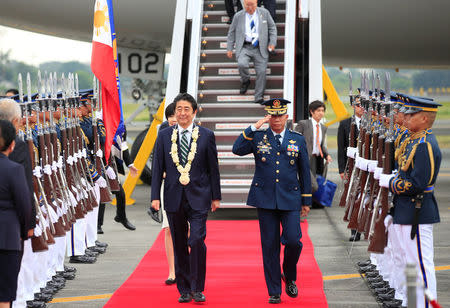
[290,160,295,165]
[262,157,266,162]
[179,173,190,185]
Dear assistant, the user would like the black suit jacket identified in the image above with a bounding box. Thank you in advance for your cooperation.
[337,117,359,174]
[0,153,32,250]
[9,137,36,229]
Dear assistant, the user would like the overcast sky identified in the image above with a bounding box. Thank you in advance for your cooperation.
[0,25,92,66]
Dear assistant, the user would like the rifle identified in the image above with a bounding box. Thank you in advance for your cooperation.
[19,73,51,251]
[37,72,66,237]
[368,72,393,253]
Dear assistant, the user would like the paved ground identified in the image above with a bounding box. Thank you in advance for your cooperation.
[47,147,450,307]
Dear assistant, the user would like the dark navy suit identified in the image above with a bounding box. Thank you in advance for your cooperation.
[232,126,311,296]
[151,123,221,294]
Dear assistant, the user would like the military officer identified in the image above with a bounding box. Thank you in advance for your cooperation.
[232,98,312,304]
[380,96,441,308]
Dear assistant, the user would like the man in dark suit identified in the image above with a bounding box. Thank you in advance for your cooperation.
[224,0,242,24]
[151,93,221,303]
[295,101,332,199]
[227,0,277,104]
[0,98,35,236]
[337,100,364,241]
[233,99,311,304]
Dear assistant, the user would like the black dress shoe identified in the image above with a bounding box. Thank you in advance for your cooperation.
[226,20,232,25]
[366,276,384,284]
[349,233,361,241]
[85,249,99,257]
[192,292,206,302]
[165,278,176,285]
[382,299,403,308]
[365,271,380,278]
[40,287,57,295]
[359,264,377,273]
[178,293,192,303]
[97,226,104,234]
[377,290,395,302]
[114,216,136,230]
[69,255,96,264]
[370,281,390,289]
[268,295,281,304]
[46,281,64,290]
[254,98,264,104]
[374,287,395,295]
[95,240,108,248]
[64,265,77,273]
[34,292,53,302]
[88,245,106,254]
[27,300,46,308]
[240,80,250,94]
[357,259,371,267]
[57,271,75,280]
[281,273,298,298]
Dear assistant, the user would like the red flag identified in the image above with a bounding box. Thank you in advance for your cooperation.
[91,0,123,162]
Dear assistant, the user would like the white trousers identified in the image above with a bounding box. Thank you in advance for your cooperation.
[67,218,87,256]
[13,240,35,308]
[397,224,436,308]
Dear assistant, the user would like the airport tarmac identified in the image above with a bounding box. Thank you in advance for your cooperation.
[46,147,450,308]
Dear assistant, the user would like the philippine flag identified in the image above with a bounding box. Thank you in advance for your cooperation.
[91,0,124,162]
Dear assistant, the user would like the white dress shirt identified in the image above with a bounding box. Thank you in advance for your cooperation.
[245,11,259,43]
[178,122,194,144]
[355,116,361,130]
[311,118,322,155]
[271,128,286,144]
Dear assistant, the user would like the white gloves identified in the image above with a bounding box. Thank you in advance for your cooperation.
[347,147,358,158]
[95,176,107,188]
[384,214,393,230]
[96,149,103,158]
[106,166,117,180]
[379,173,395,188]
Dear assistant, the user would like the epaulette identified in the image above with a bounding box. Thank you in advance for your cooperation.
[289,130,303,136]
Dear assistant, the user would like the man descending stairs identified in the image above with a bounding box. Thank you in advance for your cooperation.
[196,0,287,208]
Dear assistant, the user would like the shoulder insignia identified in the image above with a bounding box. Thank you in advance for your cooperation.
[289,130,302,136]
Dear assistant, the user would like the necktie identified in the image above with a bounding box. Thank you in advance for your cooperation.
[316,123,323,158]
[275,134,281,147]
[250,18,259,47]
[180,130,189,166]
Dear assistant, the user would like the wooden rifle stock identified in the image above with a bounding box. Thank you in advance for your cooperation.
[27,138,49,252]
[347,131,371,229]
[92,123,113,203]
[363,135,385,239]
[368,139,393,253]
[39,132,65,237]
[357,131,379,233]
[107,159,120,192]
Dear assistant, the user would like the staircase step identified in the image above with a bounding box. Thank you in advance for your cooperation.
[199,102,266,117]
[199,63,284,76]
[202,23,285,36]
[199,94,273,104]
[220,202,250,209]
[204,0,286,11]
[200,49,285,62]
[198,75,283,90]
[203,10,286,24]
[201,37,284,50]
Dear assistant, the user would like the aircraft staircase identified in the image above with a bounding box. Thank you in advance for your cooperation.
[194,0,288,208]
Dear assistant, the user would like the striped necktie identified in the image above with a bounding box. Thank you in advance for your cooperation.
[275,134,281,147]
[316,123,323,158]
[180,130,189,166]
[250,18,259,47]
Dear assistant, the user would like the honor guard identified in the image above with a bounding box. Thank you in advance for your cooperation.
[232,98,311,304]
[380,96,442,308]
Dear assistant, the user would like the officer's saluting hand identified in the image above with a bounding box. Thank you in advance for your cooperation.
[232,98,312,304]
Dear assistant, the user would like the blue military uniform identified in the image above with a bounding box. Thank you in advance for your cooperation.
[386,96,441,308]
[232,99,311,299]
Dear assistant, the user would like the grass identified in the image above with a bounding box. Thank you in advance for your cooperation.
[122,103,150,122]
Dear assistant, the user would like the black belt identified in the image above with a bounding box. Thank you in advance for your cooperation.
[410,194,424,240]
[244,41,252,45]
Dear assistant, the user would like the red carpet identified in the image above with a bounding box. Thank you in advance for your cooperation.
[105,220,327,307]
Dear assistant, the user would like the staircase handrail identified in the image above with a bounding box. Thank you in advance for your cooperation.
[284,0,297,119]
[186,0,204,99]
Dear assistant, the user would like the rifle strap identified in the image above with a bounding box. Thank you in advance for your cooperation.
[410,193,424,240]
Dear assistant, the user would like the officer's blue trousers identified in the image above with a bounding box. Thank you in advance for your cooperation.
[257,208,303,296]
